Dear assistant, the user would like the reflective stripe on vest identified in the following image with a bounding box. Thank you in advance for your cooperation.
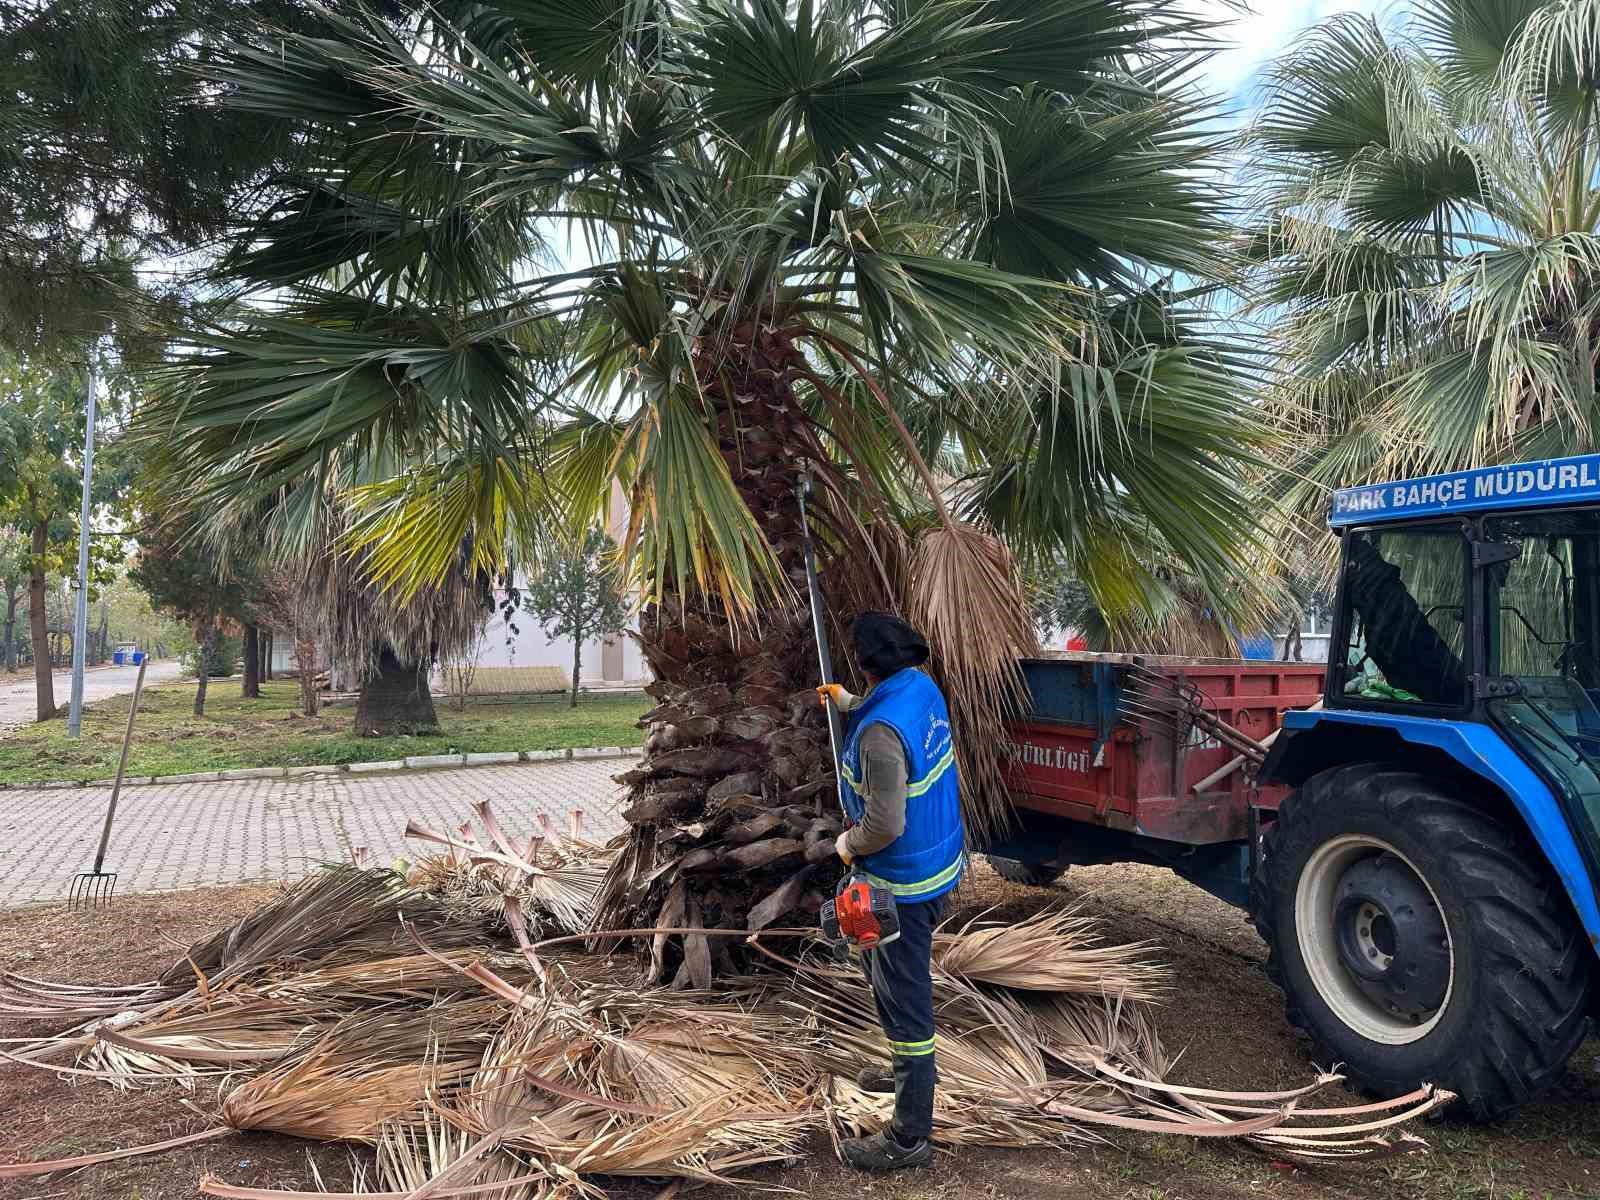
[863,854,963,900]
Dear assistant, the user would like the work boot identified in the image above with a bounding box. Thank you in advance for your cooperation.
[839,1129,933,1173]
[854,1065,895,1094]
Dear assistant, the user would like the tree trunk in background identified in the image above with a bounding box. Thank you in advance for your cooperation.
[194,620,218,717]
[293,632,319,716]
[262,631,273,680]
[3,580,18,672]
[354,646,438,735]
[94,604,109,665]
[570,634,582,708]
[596,327,846,988]
[29,521,54,720]
[242,624,261,698]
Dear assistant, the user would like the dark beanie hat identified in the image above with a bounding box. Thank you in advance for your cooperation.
[851,612,930,678]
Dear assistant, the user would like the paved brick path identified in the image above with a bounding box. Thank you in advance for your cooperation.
[0,759,628,908]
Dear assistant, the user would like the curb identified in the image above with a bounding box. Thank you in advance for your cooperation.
[1,746,637,792]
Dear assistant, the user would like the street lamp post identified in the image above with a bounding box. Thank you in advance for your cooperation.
[66,348,97,739]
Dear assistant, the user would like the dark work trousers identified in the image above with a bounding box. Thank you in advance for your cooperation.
[862,895,943,1141]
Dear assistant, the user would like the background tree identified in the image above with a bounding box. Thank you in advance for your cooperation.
[253,569,324,717]
[0,528,25,671]
[129,512,252,716]
[523,531,630,709]
[143,0,1274,980]
[0,0,424,357]
[0,354,124,717]
[1244,0,1600,547]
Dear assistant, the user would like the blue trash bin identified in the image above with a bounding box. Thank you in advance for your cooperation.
[131,651,145,665]
[113,650,126,666]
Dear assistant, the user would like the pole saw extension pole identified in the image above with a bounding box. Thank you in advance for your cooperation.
[796,471,846,816]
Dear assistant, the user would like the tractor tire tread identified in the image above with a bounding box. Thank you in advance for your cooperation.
[1251,765,1590,1121]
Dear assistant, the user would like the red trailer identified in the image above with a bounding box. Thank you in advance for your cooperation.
[988,654,1326,905]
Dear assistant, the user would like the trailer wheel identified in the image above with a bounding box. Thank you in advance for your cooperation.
[1251,765,1591,1120]
[986,856,1066,887]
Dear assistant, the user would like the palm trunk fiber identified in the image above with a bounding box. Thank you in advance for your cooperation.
[600,326,854,987]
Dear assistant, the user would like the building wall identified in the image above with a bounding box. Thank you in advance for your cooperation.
[472,600,647,685]
[460,481,650,687]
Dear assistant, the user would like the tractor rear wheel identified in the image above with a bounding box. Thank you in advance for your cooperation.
[1251,765,1591,1121]
[986,855,1066,887]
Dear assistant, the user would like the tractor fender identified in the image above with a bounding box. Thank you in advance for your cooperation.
[1265,709,1600,949]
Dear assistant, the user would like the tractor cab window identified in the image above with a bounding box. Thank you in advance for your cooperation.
[1483,510,1600,869]
[1339,526,1469,706]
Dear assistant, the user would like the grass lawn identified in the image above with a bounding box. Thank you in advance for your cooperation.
[0,678,647,784]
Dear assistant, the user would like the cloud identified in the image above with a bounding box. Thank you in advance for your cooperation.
[1193,0,1392,115]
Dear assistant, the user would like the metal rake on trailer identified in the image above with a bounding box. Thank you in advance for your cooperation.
[1117,659,1269,768]
[69,655,149,911]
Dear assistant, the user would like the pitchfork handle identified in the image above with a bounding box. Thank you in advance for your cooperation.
[90,656,148,874]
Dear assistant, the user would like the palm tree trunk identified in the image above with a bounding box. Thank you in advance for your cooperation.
[354,645,438,735]
[29,520,54,720]
[242,624,261,698]
[600,327,847,987]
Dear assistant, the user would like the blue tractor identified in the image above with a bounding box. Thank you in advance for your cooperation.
[1253,452,1600,1119]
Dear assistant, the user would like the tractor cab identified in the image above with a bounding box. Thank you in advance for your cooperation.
[1328,488,1600,869]
[1254,455,1600,1120]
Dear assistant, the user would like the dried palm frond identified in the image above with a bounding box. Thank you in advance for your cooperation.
[933,907,1170,1002]
[168,867,477,990]
[437,997,813,1187]
[3,854,1457,1194]
[909,522,1040,846]
[220,1002,502,1140]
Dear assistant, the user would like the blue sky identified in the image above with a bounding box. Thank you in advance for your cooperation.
[1197,0,1392,119]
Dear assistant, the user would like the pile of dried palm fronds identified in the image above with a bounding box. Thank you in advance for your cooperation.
[2,806,1454,1195]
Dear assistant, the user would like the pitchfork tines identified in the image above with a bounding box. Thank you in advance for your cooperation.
[68,868,117,911]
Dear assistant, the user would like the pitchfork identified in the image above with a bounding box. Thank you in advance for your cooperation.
[69,655,149,911]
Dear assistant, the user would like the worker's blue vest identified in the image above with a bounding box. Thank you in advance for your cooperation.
[839,667,964,903]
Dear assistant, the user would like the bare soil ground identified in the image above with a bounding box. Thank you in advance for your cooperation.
[4,865,1599,1200]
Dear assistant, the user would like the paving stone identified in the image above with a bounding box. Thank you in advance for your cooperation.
[0,760,626,908]
[404,754,466,769]
[464,751,520,765]
[347,759,405,774]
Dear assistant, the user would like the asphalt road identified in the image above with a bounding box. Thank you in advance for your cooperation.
[0,658,185,731]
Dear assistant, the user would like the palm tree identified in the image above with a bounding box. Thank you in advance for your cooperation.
[1244,0,1600,540]
[144,0,1271,982]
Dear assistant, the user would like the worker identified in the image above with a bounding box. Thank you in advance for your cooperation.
[817,611,964,1173]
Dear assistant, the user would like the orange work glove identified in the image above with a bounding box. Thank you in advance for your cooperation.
[816,683,857,710]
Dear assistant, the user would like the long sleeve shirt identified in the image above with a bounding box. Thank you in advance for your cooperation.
[833,690,909,859]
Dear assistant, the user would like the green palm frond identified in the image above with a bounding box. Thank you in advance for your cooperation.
[1246,0,1600,540]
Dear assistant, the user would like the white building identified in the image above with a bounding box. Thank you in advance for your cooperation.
[270,484,651,691]
[449,481,651,691]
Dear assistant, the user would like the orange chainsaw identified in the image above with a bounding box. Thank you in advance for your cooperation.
[821,869,901,958]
